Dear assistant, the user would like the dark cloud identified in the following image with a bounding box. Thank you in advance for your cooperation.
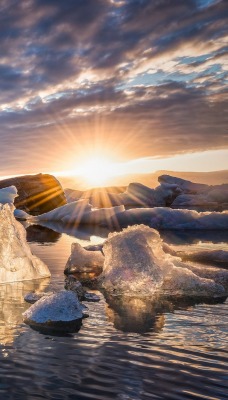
[0,0,227,174]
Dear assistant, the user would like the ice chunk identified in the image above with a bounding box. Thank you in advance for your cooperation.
[101,226,168,296]
[23,290,86,330]
[100,225,227,297]
[36,199,92,222]
[24,291,53,304]
[175,249,228,266]
[207,187,228,203]
[171,194,216,207]
[0,186,18,204]
[0,204,51,283]
[80,205,125,224]
[105,207,228,230]
[64,275,85,299]
[84,292,100,302]
[65,242,104,275]
[14,208,31,220]
[158,175,209,194]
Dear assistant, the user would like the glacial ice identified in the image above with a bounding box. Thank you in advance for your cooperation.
[0,185,18,204]
[100,225,228,297]
[65,242,104,274]
[23,290,86,326]
[175,249,228,266]
[14,208,31,220]
[158,175,210,194]
[0,203,51,283]
[105,207,228,230]
[33,199,124,225]
[35,199,92,222]
[80,205,125,224]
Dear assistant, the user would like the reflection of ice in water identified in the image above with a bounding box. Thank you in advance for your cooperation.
[0,278,49,345]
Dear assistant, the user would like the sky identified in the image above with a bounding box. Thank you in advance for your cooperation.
[0,0,228,179]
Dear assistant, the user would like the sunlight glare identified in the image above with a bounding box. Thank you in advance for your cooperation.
[76,157,117,187]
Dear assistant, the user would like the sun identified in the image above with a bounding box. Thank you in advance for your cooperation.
[77,157,116,187]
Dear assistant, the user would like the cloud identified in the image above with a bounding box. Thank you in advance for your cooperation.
[0,0,227,174]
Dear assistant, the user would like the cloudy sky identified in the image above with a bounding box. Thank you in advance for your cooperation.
[0,0,228,177]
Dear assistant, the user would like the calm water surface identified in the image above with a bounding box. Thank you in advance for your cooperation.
[0,224,227,400]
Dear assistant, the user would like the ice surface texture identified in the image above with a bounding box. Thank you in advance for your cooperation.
[100,225,228,297]
[23,290,85,325]
[106,207,228,229]
[34,199,124,225]
[65,242,104,274]
[35,199,92,222]
[0,203,51,283]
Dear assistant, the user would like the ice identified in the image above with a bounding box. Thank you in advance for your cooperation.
[64,275,85,299]
[207,187,228,203]
[171,194,216,207]
[0,203,51,283]
[14,208,31,220]
[31,200,124,225]
[100,225,227,297]
[158,175,209,194]
[24,291,53,304]
[23,290,86,326]
[175,249,228,266]
[65,242,104,274]
[101,226,165,295]
[80,205,125,224]
[105,207,228,230]
[36,199,92,222]
[0,186,18,204]
[158,175,228,207]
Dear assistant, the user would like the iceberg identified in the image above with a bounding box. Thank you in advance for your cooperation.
[105,207,228,230]
[100,225,228,297]
[0,185,18,204]
[31,198,124,226]
[174,249,228,266]
[90,182,180,208]
[35,198,92,222]
[158,175,210,194]
[0,203,51,283]
[79,205,125,225]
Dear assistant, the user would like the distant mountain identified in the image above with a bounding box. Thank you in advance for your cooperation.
[58,170,228,191]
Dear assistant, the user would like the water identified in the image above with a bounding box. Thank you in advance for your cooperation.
[0,224,227,400]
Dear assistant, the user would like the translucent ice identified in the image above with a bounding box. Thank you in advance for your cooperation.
[36,199,92,222]
[100,225,227,297]
[65,242,104,274]
[0,204,51,283]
